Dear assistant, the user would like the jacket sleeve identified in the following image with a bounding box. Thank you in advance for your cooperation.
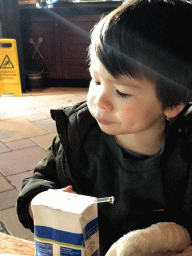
[16,135,69,232]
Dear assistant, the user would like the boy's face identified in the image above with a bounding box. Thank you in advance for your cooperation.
[87,54,166,137]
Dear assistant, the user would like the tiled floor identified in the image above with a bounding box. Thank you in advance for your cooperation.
[0,87,88,242]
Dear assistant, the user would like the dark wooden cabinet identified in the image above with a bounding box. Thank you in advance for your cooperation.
[21,14,62,78]
[60,15,100,79]
[20,2,121,81]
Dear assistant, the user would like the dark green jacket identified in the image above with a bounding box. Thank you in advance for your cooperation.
[17,102,192,254]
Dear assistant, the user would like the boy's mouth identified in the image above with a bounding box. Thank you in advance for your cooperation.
[96,118,111,125]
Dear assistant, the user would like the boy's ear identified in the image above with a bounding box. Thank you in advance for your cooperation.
[164,103,186,118]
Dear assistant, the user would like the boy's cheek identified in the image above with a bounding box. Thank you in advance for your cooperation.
[86,86,92,101]
[87,90,95,109]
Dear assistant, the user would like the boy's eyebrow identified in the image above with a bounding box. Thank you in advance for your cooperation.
[113,74,143,89]
[90,68,141,89]
[117,77,141,89]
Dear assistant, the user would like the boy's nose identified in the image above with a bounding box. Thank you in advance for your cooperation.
[93,90,112,112]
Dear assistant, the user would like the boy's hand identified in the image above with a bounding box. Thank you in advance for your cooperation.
[60,185,76,193]
[29,201,34,220]
[29,185,75,220]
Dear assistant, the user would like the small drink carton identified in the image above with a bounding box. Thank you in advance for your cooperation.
[31,189,100,256]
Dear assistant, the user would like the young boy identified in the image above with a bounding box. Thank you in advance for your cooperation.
[17,0,192,254]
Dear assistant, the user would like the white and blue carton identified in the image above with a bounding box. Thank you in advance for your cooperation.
[31,189,99,256]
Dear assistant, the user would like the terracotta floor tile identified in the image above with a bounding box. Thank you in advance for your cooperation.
[7,170,34,191]
[25,113,50,122]
[4,139,37,151]
[25,87,68,96]
[35,97,87,116]
[0,207,34,241]
[30,133,57,150]
[47,94,87,106]
[36,104,69,116]
[0,189,19,210]
[33,118,57,133]
[0,87,88,241]
[46,97,75,106]
[0,173,14,192]
[0,97,49,114]
[0,109,41,121]
[35,106,55,116]
[0,141,11,154]
[34,93,74,102]
[0,117,49,143]
[0,146,46,177]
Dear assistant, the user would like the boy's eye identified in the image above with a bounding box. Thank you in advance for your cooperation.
[92,79,100,86]
[116,90,130,98]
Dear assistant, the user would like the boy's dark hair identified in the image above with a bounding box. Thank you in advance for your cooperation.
[89,0,192,110]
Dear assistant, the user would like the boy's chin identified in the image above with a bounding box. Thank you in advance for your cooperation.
[98,124,120,136]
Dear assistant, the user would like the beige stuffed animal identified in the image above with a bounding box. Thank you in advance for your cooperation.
[106,222,192,256]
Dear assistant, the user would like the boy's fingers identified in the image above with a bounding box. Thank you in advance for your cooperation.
[60,185,76,193]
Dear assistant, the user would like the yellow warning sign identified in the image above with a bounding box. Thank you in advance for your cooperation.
[0,55,14,68]
[0,39,22,96]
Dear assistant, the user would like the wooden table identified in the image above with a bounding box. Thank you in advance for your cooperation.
[0,233,35,255]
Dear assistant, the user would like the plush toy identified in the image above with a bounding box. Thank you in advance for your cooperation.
[106,222,192,256]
